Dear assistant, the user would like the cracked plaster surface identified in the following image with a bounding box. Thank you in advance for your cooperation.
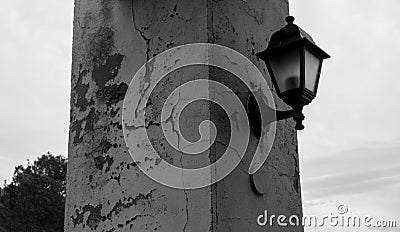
[66,0,302,231]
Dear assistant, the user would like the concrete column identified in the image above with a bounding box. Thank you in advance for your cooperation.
[66,0,302,231]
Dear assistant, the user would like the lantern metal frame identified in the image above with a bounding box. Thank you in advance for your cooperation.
[255,16,330,130]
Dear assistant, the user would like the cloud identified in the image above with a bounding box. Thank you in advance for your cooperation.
[301,142,400,199]
[300,142,400,230]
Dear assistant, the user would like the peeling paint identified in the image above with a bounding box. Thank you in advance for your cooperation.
[96,82,128,106]
[92,54,124,90]
[75,68,91,112]
[94,154,114,172]
[71,204,105,230]
[87,27,115,68]
[107,190,154,220]
[67,0,301,232]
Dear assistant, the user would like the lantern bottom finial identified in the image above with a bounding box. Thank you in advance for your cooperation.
[293,106,305,130]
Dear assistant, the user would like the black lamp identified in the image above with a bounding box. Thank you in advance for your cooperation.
[256,16,330,130]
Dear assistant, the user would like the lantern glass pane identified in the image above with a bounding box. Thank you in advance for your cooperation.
[305,48,322,93]
[268,48,301,93]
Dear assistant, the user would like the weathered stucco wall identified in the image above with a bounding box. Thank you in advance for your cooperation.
[66,0,303,231]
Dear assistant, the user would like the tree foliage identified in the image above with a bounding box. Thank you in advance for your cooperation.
[0,153,67,232]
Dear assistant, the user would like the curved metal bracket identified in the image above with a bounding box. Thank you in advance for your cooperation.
[247,93,305,138]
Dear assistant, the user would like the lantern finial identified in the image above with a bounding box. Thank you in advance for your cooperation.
[285,16,295,25]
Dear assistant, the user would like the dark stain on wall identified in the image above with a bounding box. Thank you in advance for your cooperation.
[71,120,84,146]
[75,68,91,112]
[96,82,128,107]
[107,190,154,220]
[86,137,114,172]
[71,204,106,230]
[88,27,115,68]
[293,170,300,193]
[100,0,113,22]
[94,154,114,172]
[71,191,155,230]
[84,108,98,132]
[92,54,125,90]
[71,26,125,147]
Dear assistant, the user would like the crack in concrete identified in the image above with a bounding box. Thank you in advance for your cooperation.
[131,1,150,60]
[182,188,189,232]
[162,92,181,150]
[265,162,292,178]
[179,136,189,232]
[239,0,264,25]
[207,0,216,43]
[173,77,189,232]
[124,120,162,132]
[130,1,157,124]
[173,0,181,12]
[221,179,233,232]
[214,140,247,175]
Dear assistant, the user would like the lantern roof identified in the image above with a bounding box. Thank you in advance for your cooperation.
[268,16,314,48]
[257,16,330,60]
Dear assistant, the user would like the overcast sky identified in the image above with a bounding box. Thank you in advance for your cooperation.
[291,1,400,231]
[0,0,72,181]
[0,0,399,230]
